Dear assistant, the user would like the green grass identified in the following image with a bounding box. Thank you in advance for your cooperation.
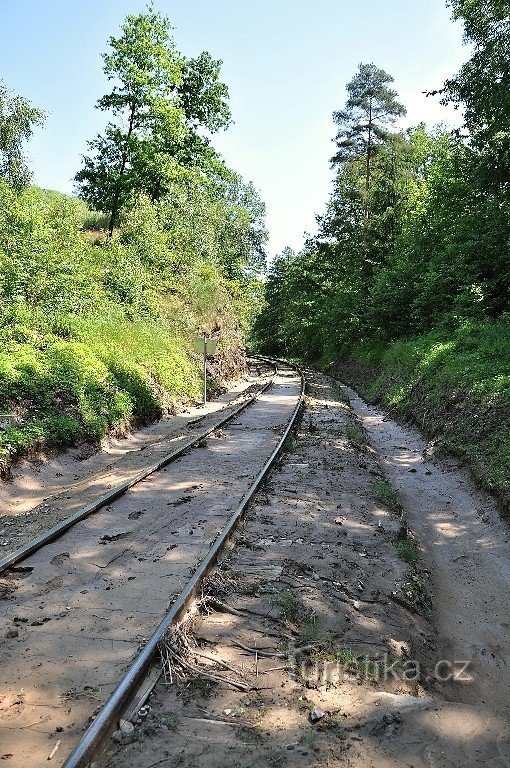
[270,588,299,621]
[348,320,510,511]
[396,534,418,566]
[345,421,365,449]
[0,316,202,474]
[394,573,431,616]
[372,480,403,517]
[162,712,180,730]
[298,612,324,645]
[327,649,391,681]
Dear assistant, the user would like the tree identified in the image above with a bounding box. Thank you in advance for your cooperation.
[75,8,231,235]
[0,79,44,190]
[331,63,406,218]
[439,1,510,189]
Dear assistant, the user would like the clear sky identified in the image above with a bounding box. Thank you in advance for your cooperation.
[0,1,466,257]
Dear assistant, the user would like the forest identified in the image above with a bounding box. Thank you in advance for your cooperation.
[1,1,509,509]
[254,0,510,508]
[0,8,266,473]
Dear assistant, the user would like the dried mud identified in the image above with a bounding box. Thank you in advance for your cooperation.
[102,372,510,768]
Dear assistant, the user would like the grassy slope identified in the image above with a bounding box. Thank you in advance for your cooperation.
[332,320,510,512]
[0,187,245,473]
[0,319,201,471]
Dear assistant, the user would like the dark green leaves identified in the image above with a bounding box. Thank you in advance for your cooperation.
[331,63,406,166]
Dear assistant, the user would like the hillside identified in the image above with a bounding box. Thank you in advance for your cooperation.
[254,5,510,512]
[0,8,267,474]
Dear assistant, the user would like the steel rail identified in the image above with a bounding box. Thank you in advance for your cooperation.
[0,359,276,576]
[62,359,305,768]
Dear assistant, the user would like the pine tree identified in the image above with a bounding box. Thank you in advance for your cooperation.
[331,63,406,218]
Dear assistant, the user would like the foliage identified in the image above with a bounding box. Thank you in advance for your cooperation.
[331,63,406,217]
[254,35,510,508]
[0,13,267,471]
[440,1,510,189]
[75,8,232,234]
[0,173,260,471]
[344,320,510,510]
[332,63,406,165]
[255,118,510,363]
[0,79,44,190]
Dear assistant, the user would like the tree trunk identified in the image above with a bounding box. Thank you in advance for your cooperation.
[365,98,372,220]
[108,101,136,237]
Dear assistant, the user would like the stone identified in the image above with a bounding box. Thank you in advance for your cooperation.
[309,706,326,723]
[119,719,135,735]
[5,629,18,639]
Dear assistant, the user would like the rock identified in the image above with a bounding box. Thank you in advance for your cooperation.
[112,730,125,744]
[223,708,232,716]
[5,629,18,639]
[309,706,326,723]
[353,600,361,611]
[119,719,135,735]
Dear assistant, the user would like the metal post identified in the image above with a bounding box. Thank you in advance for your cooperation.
[203,333,207,405]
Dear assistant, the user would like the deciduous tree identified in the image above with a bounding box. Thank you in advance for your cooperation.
[0,79,44,190]
[439,1,510,189]
[75,8,231,235]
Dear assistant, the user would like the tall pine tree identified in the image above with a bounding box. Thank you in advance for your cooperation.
[331,63,406,218]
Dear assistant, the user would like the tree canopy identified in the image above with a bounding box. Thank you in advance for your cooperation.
[440,1,510,188]
[331,63,406,217]
[0,79,44,190]
[75,8,232,235]
[255,43,510,364]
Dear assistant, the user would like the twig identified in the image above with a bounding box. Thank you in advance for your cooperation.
[260,665,287,673]
[48,740,61,760]
[188,649,244,677]
[233,641,286,658]
[169,652,250,691]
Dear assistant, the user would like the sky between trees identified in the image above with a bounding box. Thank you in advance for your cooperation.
[0,0,466,256]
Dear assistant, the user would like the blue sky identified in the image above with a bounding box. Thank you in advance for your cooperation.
[0,1,466,256]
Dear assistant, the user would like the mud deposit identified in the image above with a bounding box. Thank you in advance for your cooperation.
[103,373,510,768]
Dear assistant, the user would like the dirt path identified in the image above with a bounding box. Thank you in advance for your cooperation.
[341,380,510,717]
[0,364,270,560]
[103,372,510,768]
[0,367,301,767]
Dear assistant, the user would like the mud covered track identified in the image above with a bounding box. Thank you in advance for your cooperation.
[0,362,303,767]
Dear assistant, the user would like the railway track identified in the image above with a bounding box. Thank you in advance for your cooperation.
[0,358,304,768]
